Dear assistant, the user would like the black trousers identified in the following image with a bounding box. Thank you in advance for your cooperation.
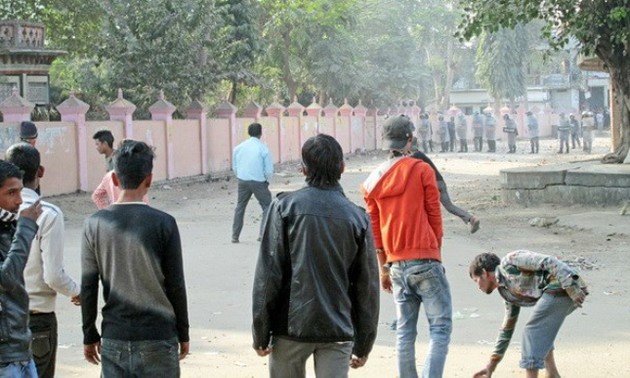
[29,312,57,378]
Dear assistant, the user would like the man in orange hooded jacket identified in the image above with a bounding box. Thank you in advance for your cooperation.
[362,115,452,378]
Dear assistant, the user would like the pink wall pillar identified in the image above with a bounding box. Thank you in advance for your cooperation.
[105,89,136,138]
[322,99,338,141]
[149,91,177,179]
[0,87,35,122]
[339,99,354,152]
[286,97,305,153]
[367,108,379,150]
[306,97,322,119]
[216,101,238,165]
[187,100,209,174]
[265,101,285,163]
[305,97,322,141]
[354,100,368,151]
[243,101,262,121]
[57,92,90,191]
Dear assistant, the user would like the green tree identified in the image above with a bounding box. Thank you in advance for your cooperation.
[257,0,359,102]
[0,0,105,55]
[410,0,469,110]
[458,0,630,161]
[346,0,428,108]
[215,0,263,105]
[475,25,528,110]
[94,0,221,117]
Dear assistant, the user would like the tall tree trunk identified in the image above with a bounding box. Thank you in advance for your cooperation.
[425,46,442,108]
[603,66,630,163]
[443,38,455,110]
[280,30,297,101]
[228,80,237,104]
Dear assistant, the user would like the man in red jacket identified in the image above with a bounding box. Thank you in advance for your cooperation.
[362,115,452,378]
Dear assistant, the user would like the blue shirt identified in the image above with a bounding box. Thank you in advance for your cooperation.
[232,137,273,182]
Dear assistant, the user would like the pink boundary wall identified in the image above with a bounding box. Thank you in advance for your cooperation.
[0,91,564,196]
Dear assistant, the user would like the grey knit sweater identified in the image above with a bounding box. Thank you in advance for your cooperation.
[81,203,189,344]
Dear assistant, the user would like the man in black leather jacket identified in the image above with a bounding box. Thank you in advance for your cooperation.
[252,134,379,377]
[0,160,42,376]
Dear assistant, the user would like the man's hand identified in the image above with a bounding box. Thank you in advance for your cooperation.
[255,346,272,356]
[84,342,101,365]
[566,285,588,307]
[380,274,393,293]
[20,199,42,221]
[71,295,80,306]
[473,361,497,378]
[350,355,368,369]
[473,367,492,378]
[179,341,190,360]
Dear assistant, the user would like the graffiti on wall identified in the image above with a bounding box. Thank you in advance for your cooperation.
[0,125,70,156]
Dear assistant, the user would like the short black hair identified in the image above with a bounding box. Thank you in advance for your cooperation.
[5,143,40,184]
[248,123,262,137]
[113,140,155,189]
[469,252,501,278]
[93,130,115,148]
[0,160,23,188]
[301,134,343,188]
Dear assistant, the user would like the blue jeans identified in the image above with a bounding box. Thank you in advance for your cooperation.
[520,293,576,370]
[390,259,452,378]
[232,179,272,241]
[101,338,179,378]
[269,337,353,378]
[0,359,37,378]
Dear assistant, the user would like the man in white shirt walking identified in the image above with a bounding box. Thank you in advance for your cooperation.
[6,143,80,378]
[231,123,273,243]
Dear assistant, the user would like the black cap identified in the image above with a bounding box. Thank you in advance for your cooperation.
[382,116,413,150]
[20,121,38,140]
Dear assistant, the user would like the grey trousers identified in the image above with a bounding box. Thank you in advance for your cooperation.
[437,180,472,224]
[269,337,353,378]
[232,179,272,241]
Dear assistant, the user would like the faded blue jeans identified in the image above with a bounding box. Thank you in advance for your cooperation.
[520,293,576,370]
[390,259,452,378]
[100,337,179,377]
[0,359,37,378]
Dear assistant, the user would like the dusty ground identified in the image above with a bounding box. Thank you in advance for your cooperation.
[48,134,629,377]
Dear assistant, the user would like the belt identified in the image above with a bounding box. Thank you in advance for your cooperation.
[389,259,440,267]
[29,311,54,316]
[545,289,568,297]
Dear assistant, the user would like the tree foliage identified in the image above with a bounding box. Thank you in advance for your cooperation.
[475,25,528,104]
[215,0,263,104]
[458,0,630,160]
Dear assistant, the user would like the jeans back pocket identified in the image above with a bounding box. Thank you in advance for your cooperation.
[407,264,442,298]
[31,331,51,359]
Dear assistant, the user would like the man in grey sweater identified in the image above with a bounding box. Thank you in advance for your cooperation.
[81,140,190,377]
[0,160,42,377]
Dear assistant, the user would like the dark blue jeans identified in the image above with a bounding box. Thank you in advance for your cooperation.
[100,338,179,378]
[232,179,272,241]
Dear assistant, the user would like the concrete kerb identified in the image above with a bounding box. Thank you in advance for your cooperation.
[502,160,630,206]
